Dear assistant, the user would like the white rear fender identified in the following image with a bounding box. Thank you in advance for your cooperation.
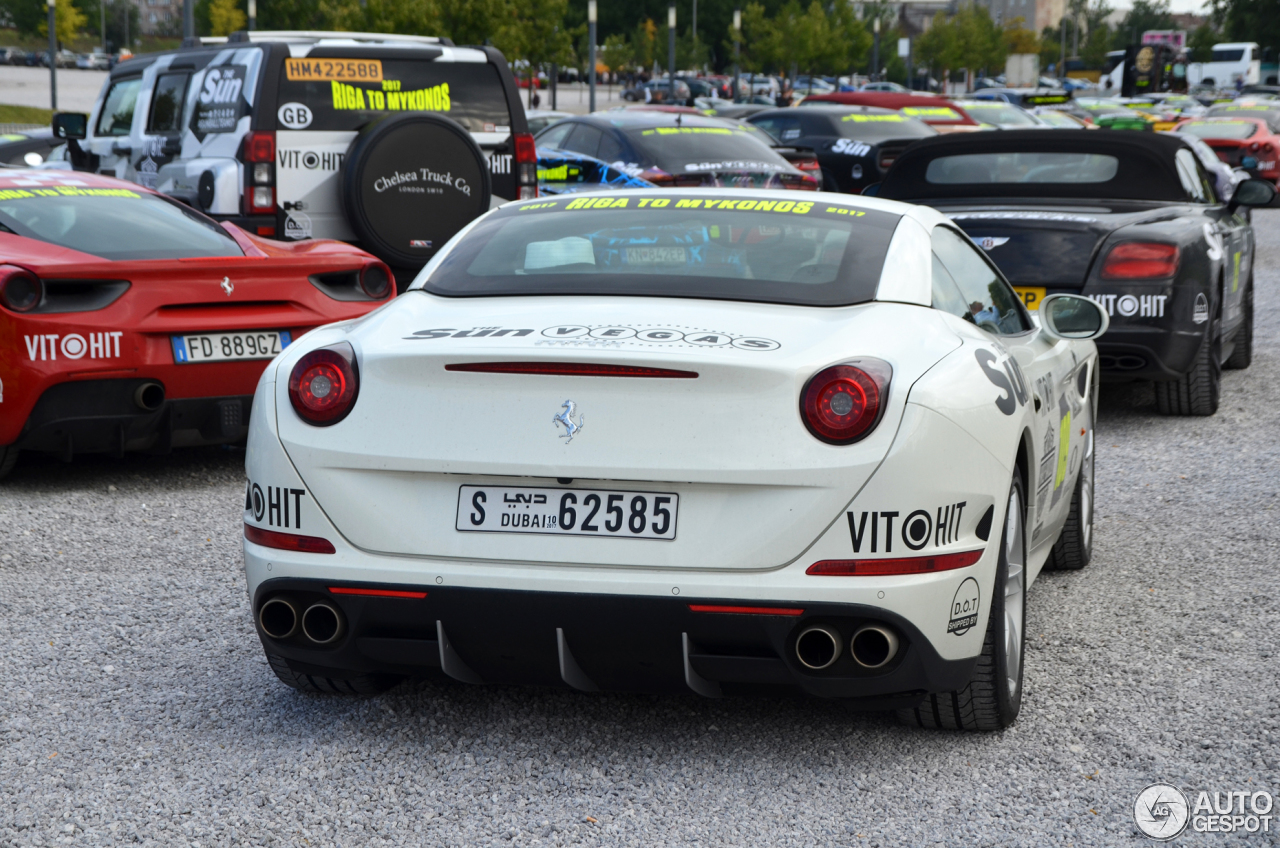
[243,365,346,599]
[797,403,1007,661]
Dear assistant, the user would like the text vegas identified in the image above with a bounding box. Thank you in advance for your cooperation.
[25,332,122,361]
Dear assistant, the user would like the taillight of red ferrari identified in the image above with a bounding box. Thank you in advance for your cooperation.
[1100,242,1180,279]
[514,132,538,200]
[800,358,892,445]
[0,265,42,312]
[288,342,359,425]
[240,130,277,218]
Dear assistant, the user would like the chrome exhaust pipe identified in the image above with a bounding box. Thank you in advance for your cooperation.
[134,382,165,411]
[851,625,900,669]
[301,602,344,645]
[795,625,842,670]
[258,597,298,640]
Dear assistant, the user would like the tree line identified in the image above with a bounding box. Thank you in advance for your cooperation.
[1,0,1274,84]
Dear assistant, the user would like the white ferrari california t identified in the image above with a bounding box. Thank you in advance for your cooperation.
[242,188,1109,730]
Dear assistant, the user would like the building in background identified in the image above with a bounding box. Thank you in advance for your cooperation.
[979,0,1067,32]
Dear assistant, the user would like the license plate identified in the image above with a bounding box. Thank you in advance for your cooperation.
[625,246,687,265]
[1014,286,1047,311]
[171,331,292,364]
[457,485,678,540]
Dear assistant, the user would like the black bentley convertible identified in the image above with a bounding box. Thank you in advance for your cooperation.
[878,130,1276,415]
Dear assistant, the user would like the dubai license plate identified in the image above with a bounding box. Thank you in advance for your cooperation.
[457,485,678,540]
[1014,286,1047,311]
[171,330,292,364]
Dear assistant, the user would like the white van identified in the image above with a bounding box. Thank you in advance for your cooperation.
[1188,43,1261,87]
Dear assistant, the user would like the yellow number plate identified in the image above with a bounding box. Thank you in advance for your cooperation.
[1015,286,1047,311]
[285,58,383,83]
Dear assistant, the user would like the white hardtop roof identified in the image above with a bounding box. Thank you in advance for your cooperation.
[1211,42,1258,49]
[199,31,448,46]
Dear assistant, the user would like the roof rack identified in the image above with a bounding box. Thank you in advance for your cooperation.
[198,30,454,47]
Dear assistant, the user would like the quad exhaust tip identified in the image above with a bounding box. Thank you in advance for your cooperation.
[795,625,843,670]
[301,602,344,644]
[258,597,298,640]
[851,625,900,669]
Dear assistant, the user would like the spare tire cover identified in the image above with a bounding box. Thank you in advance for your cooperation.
[341,113,492,268]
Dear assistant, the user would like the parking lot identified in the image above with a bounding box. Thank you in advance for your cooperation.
[0,175,1276,846]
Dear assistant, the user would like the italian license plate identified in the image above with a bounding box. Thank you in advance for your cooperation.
[456,485,678,540]
[171,330,292,364]
[1014,286,1047,311]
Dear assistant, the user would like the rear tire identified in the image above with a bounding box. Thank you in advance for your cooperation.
[0,446,17,480]
[1154,327,1220,416]
[1045,430,1093,571]
[897,474,1026,731]
[1224,279,1253,370]
[265,651,403,695]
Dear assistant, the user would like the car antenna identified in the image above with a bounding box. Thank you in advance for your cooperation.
[677,113,683,127]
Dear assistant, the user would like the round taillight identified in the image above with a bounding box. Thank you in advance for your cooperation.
[360,264,391,299]
[288,343,359,425]
[800,361,890,445]
[0,265,42,313]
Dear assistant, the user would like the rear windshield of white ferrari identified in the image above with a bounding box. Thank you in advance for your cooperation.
[925,152,1120,183]
[421,196,900,307]
[0,186,243,260]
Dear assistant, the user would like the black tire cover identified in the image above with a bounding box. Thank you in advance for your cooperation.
[341,113,492,268]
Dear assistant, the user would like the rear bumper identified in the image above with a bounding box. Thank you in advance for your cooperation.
[253,578,976,704]
[12,378,252,456]
[1096,324,1205,382]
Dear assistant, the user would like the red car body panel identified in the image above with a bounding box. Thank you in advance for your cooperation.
[1173,117,1280,183]
[800,92,982,131]
[0,170,392,453]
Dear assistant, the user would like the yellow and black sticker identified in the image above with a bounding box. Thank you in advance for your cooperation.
[639,127,736,137]
[842,114,906,123]
[901,106,962,119]
[0,186,141,200]
[559,196,816,214]
[286,58,383,82]
[331,80,450,113]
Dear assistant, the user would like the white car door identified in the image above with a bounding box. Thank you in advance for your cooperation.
[930,225,1085,559]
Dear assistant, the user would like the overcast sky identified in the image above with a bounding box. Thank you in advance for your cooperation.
[1113,0,1207,14]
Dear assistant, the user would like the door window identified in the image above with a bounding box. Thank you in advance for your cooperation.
[752,115,802,142]
[96,77,142,137]
[595,130,624,163]
[1174,148,1213,203]
[147,73,190,134]
[560,124,604,158]
[932,226,1031,335]
[536,121,574,150]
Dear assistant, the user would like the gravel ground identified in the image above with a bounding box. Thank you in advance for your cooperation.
[2,213,1279,847]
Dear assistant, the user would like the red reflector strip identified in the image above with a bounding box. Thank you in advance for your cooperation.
[446,362,698,378]
[806,549,984,576]
[688,604,805,616]
[329,587,428,599]
[244,524,336,554]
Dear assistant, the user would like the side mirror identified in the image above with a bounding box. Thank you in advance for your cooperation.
[51,112,89,140]
[1228,177,1277,212]
[1039,293,1110,341]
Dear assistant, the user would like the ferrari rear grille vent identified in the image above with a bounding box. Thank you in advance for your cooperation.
[157,300,292,314]
[309,270,371,302]
[445,362,699,378]
[31,279,131,314]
